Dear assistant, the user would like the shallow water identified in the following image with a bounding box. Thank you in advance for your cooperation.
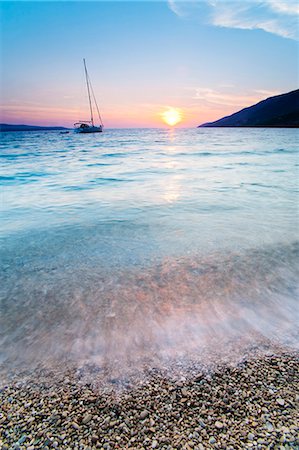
[0,128,298,376]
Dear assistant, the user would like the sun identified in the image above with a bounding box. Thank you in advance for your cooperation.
[161,108,182,126]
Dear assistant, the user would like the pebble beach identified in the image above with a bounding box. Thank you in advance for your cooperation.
[1,351,298,450]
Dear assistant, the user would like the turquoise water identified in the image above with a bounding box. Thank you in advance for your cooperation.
[0,128,298,374]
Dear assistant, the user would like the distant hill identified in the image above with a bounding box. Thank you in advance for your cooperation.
[199,89,299,128]
[0,124,69,132]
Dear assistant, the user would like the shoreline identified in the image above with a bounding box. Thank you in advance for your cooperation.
[1,351,298,449]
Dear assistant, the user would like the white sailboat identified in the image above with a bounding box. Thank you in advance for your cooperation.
[74,59,104,133]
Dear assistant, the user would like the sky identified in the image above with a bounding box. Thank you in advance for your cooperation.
[0,0,298,128]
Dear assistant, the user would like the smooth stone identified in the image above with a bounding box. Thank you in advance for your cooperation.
[82,413,92,424]
[248,432,254,441]
[265,422,274,432]
[149,418,155,427]
[139,410,149,420]
[181,388,189,397]
[18,435,27,444]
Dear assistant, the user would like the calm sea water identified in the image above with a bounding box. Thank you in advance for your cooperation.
[0,128,298,375]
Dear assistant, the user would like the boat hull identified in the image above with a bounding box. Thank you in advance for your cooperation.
[75,125,103,133]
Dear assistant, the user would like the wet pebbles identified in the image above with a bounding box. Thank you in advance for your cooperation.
[1,353,298,449]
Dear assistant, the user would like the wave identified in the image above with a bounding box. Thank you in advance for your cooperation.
[1,241,298,377]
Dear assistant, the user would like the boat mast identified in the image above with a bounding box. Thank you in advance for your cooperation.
[89,78,104,127]
[83,58,94,126]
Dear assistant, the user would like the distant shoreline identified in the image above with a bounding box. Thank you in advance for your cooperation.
[0,124,70,132]
[1,124,299,132]
[199,125,299,128]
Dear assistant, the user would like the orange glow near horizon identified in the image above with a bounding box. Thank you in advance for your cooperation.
[161,108,183,127]
[3,96,264,128]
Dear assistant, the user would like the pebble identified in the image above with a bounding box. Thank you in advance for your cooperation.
[18,435,27,444]
[139,409,149,420]
[149,418,155,427]
[82,413,92,424]
[265,421,274,431]
[215,420,223,428]
[0,353,297,449]
[181,388,189,396]
[91,435,98,443]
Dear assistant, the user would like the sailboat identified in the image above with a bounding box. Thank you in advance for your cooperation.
[74,59,104,133]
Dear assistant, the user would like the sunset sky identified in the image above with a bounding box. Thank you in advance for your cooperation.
[1,1,298,128]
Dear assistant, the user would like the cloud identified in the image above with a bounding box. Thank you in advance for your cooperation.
[192,86,280,108]
[267,0,299,15]
[168,0,299,40]
[168,0,185,17]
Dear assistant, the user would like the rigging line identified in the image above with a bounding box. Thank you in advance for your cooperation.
[83,59,94,126]
[87,72,104,127]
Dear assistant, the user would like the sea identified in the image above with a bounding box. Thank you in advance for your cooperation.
[0,128,298,378]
